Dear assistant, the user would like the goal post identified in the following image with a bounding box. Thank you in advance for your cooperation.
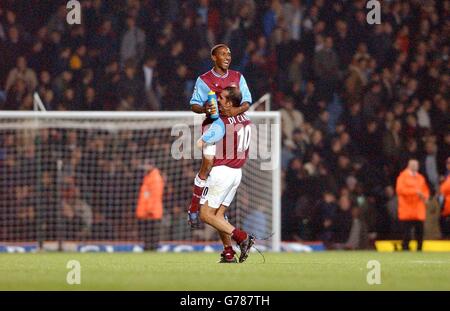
[0,111,281,251]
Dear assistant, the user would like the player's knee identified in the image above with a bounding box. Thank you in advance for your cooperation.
[199,208,212,223]
[215,205,226,216]
[199,212,208,223]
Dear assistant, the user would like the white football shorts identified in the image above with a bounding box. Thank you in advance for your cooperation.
[200,165,242,209]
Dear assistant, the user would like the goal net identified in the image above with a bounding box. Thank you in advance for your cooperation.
[0,111,281,251]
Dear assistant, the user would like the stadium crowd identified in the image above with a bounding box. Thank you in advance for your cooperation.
[0,0,449,247]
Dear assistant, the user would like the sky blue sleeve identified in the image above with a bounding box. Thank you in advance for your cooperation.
[239,75,252,105]
[190,77,210,106]
[201,118,225,144]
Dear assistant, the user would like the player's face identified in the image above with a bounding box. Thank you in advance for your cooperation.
[213,47,232,71]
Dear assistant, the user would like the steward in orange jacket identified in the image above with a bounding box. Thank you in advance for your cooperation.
[440,175,450,217]
[439,157,450,238]
[396,168,430,221]
[136,167,164,220]
[395,159,430,251]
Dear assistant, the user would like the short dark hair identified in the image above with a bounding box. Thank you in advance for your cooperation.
[223,86,242,107]
[211,44,229,56]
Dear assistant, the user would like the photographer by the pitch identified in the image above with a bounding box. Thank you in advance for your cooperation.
[395,159,430,251]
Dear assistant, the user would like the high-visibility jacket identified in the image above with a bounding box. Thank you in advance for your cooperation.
[396,169,430,221]
[136,168,164,220]
[440,175,450,217]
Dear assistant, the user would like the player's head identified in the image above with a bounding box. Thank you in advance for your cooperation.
[218,86,242,109]
[211,44,231,71]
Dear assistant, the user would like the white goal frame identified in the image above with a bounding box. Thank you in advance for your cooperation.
[0,111,282,251]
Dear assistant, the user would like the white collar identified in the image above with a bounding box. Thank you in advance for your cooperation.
[211,68,229,78]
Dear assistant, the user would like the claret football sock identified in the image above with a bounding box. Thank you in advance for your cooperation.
[222,246,235,260]
[223,246,234,254]
[189,174,206,213]
[231,228,248,244]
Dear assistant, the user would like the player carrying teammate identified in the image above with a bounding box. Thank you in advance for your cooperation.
[196,86,255,263]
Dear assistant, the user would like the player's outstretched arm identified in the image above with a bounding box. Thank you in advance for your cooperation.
[219,75,252,117]
[220,101,250,117]
[190,77,216,115]
[191,104,206,114]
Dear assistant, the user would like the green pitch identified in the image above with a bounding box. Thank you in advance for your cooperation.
[0,251,449,290]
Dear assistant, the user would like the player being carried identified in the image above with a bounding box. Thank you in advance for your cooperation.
[188,44,253,263]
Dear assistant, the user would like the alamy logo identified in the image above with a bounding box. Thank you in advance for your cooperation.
[66,0,81,25]
[366,260,381,285]
[366,0,381,25]
[66,260,81,285]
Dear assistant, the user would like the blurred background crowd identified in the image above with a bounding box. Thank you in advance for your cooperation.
[0,0,449,247]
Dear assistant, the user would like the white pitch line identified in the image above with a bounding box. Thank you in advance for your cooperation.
[410,260,450,264]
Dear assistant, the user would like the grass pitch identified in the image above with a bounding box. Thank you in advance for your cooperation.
[0,251,449,290]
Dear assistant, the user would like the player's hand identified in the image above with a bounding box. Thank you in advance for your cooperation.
[205,103,217,116]
[188,211,201,229]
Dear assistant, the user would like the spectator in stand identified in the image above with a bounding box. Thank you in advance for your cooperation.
[331,195,353,246]
[120,16,146,66]
[313,36,340,102]
[118,59,145,110]
[91,19,118,67]
[0,26,25,87]
[382,119,403,168]
[5,56,38,93]
[423,140,440,192]
[140,54,161,111]
[62,183,93,240]
[280,96,304,148]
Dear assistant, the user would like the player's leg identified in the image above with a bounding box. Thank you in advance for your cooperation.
[199,166,244,238]
[188,154,213,215]
[215,205,236,263]
[189,118,225,215]
[189,118,226,228]
[200,201,253,263]
[220,168,254,263]
[199,201,235,235]
[216,206,232,247]
[200,166,254,262]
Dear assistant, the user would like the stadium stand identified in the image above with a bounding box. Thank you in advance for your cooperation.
[0,0,448,248]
